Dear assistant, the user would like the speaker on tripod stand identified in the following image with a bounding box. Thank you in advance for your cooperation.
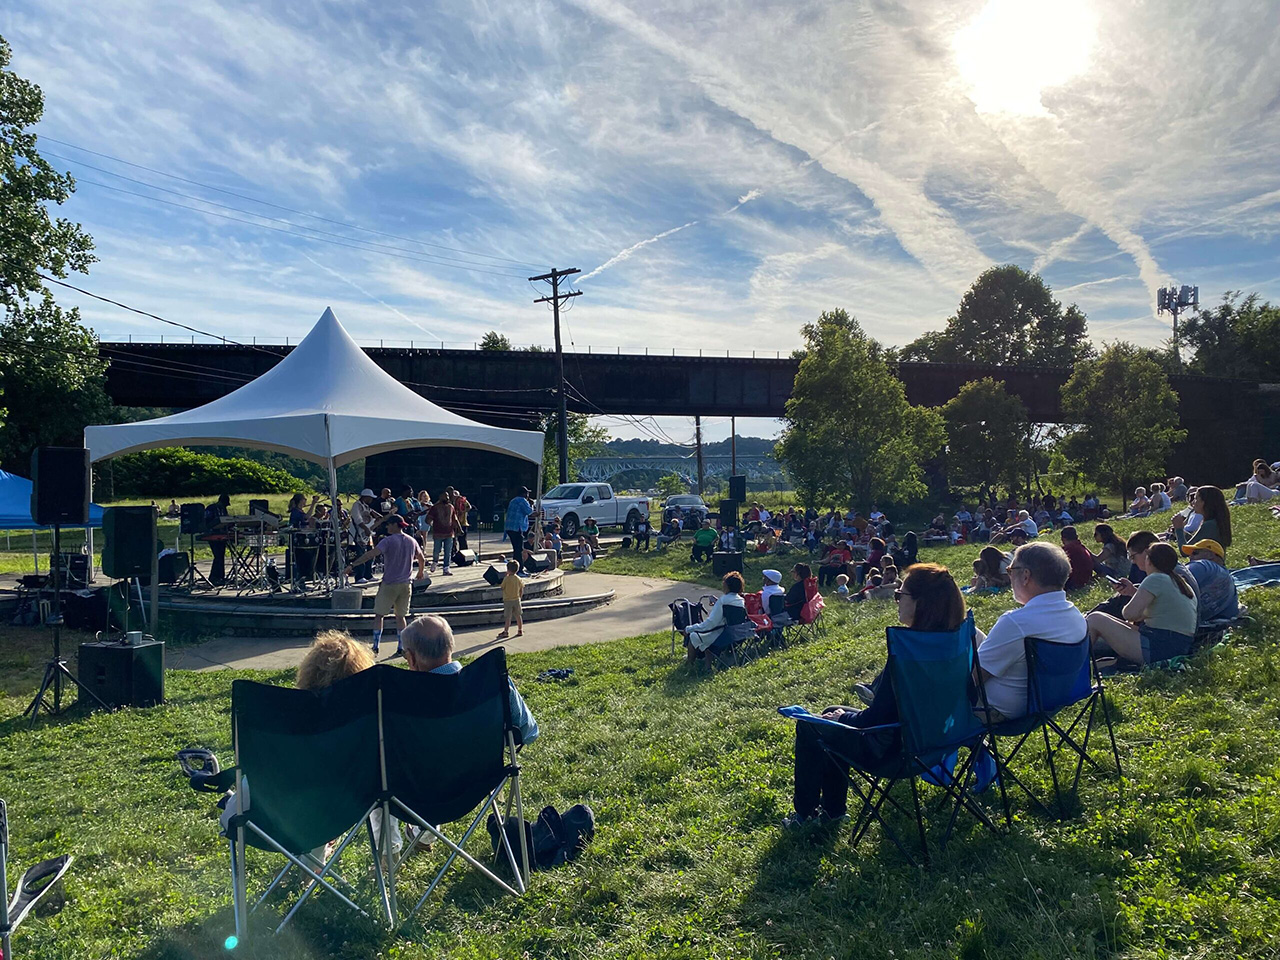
[24,447,108,724]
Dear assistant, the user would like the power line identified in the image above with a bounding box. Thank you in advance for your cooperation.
[73,178,531,280]
[41,136,548,269]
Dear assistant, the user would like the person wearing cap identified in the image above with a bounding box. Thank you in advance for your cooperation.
[690,520,718,563]
[345,515,426,656]
[504,487,535,569]
[1182,539,1238,624]
[349,489,381,584]
[760,568,785,610]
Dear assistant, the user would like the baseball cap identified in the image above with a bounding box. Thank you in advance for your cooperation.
[762,569,782,584]
[1181,539,1225,560]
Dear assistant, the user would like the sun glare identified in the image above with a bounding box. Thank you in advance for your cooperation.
[953,0,1097,115]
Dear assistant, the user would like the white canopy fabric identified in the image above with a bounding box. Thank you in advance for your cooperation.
[84,308,544,467]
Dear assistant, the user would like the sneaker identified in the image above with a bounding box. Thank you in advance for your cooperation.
[815,810,850,827]
[442,570,453,576]
[393,645,403,659]
[372,642,380,655]
[854,682,876,706]
[781,812,817,830]
[355,577,372,585]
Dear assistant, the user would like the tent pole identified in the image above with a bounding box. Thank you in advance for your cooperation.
[33,531,38,575]
[324,415,344,590]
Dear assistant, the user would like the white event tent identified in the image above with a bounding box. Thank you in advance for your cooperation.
[85,308,544,582]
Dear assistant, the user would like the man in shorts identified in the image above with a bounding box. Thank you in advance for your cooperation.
[345,516,425,656]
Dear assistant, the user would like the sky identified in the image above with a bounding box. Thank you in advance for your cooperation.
[5,0,1280,445]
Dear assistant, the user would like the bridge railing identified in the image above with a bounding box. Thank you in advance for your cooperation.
[96,333,788,359]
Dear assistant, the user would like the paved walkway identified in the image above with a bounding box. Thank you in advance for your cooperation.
[168,571,711,672]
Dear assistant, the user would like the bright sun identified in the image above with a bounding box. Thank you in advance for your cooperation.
[953,0,1097,116]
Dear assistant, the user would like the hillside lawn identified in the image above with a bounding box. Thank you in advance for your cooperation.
[2,507,1280,958]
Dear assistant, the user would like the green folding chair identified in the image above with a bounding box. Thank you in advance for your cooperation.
[380,650,531,929]
[202,649,530,944]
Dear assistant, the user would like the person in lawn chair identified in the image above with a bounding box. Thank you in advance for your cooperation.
[218,631,401,861]
[783,564,968,828]
[400,615,539,745]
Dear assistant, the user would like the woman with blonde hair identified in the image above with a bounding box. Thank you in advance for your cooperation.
[296,629,375,690]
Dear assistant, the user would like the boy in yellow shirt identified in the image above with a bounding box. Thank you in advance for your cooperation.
[497,558,524,639]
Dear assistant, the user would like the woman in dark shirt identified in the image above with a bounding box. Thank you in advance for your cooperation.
[783,563,811,621]
[784,563,967,827]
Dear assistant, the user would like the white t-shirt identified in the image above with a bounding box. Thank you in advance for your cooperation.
[977,591,1087,719]
[1019,517,1039,537]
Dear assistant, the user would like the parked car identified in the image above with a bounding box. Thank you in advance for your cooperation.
[538,483,650,539]
[662,494,709,526]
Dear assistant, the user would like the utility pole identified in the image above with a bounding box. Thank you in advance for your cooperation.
[529,267,582,484]
[730,416,737,475]
[695,416,705,494]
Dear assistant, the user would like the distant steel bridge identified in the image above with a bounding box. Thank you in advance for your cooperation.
[575,454,780,483]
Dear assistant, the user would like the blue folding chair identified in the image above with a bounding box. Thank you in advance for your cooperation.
[985,635,1122,820]
[788,613,1000,866]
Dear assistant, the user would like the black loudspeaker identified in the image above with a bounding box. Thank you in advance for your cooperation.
[179,502,206,535]
[30,447,90,525]
[158,552,189,584]
[63,588,108,631]
[712,551,744,577]
[77,640,165,709]
[248,498,269,515]
[719,500,740,529]
[728,475,747,502]
[452,548,477,567]
[483,565,504,586]
[102,506,157,580]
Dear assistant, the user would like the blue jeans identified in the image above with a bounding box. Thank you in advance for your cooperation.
[433,537,453,572]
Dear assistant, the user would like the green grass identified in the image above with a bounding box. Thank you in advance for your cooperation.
[4,508,1280,958]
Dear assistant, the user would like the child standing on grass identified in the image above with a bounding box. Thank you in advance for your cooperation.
[497,559,524,640]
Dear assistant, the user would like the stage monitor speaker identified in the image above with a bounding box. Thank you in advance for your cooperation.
[248,498,269,516]
[102,506,157,580]
[30,447,90,525]
[718,500,740,529]
[158,552,189,584]
[452,548,477,567]
[712,551,744,577]
[483,564,504,586]
[728,475,747,502]
[179,502,206,535]
[77,640,165,709]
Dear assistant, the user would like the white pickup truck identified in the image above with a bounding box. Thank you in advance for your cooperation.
[538,483,650,539]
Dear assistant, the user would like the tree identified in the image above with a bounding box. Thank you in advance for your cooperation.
[478,330,512,351]
[0,292,109,470]
[0,36,95,311]
[776,309,945,508]
[656,473,685,497]
[1179,291,1280,379]
[540,412,608,483]
[0,35,105,470]
[1059,343,1186,496]
[902,265,1093,366]
[940,378,1030,493]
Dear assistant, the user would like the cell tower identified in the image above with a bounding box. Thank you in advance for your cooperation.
[1157,283,1198,368]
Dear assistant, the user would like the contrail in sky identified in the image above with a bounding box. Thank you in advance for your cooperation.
[578,188,771,284]
[578,221,699,282]
[301,251,440,339]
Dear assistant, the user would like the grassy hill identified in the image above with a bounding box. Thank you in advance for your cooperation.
[2,507,1280,958]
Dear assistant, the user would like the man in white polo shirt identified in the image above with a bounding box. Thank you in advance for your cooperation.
[976,541,1086,720]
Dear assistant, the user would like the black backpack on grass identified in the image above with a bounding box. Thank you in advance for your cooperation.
[488,803,595,872]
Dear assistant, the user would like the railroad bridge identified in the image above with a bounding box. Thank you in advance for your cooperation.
[100,341,1279,490]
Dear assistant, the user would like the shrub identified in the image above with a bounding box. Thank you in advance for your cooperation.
[108,447,309,497]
